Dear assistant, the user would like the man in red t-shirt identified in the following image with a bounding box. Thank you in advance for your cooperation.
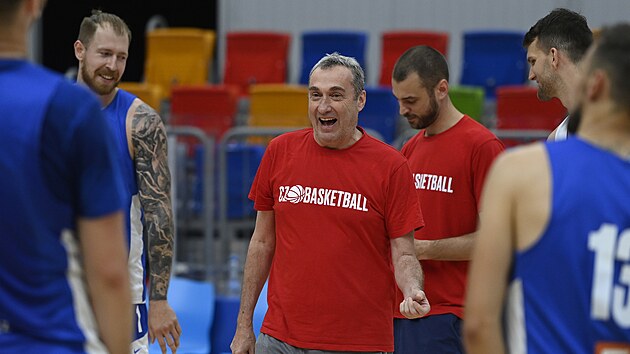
[391,46,505,353]
[230,53,430,354]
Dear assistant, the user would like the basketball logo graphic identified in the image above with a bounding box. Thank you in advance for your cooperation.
[285,185,305,204]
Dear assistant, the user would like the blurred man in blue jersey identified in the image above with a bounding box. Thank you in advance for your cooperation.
[74,10,180,354]
[0,0,132,353]
[465,23,630,354]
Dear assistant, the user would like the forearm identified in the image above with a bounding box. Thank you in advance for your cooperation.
[237,238,275,328]
[464,321,505,354]
[391,233,424,296]
[145,202,175,300]
[415,232,476,260]
[79,213,132,354]
[88,268,133,354]
[394,253,424,297]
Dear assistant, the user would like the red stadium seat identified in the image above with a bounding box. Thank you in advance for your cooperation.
[223,32,291,96]
[495,85,567,147]
[170,84,239,142]
[379,30,449,87]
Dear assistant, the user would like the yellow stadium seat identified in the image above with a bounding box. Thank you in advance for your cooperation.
[248,84,310,128]
[117,81,164,113]
[144,28,215,98]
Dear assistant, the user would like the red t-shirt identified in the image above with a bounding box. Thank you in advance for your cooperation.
[249,127,424,352]
[395,116,504,319]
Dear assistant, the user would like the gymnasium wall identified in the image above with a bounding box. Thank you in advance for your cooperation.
[218,0,630,86]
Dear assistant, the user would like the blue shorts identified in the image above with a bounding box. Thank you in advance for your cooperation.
[393,314,464,354]
[131,303,149,353]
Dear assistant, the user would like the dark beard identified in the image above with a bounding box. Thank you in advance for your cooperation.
[406,95,439,130]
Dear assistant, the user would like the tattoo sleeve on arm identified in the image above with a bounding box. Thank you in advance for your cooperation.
[132,103,174,301]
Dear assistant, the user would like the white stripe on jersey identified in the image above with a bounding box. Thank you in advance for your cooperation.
[129,194,145,304]
[506,278,527,354]
[61,229,108,354]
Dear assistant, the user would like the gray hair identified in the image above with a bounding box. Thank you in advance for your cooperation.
[309,52,365,99]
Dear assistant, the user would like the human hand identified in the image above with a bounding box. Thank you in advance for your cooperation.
[399,290,430,319]
[149,300,181,353]
[230,326,256,354]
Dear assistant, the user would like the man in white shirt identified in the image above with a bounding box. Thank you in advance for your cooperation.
[523,8,592,141]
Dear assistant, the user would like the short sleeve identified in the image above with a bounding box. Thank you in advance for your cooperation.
[384,161,424,238]
[43,83,125,217]
[472,139,505,208]
[248,141,276,211]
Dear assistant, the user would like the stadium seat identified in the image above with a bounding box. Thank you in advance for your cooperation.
[299,30,368,84]
[495,85,567,146]
[361,86,399,144]
[117,82,164,113]
[460,30,527,99]
[170,84,239,142]
[379,30,449,87]
[144,28,215,99]
[223,31,291,96]
[222,143,265,220]
[148,276,215,354]
[448,85,485,122]
[210,281,269,354]
[248,84,309,128]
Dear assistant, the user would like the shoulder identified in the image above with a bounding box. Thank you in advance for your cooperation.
[128,97,166,136]
[267,128,311,148]
[47,81,104,135]
[461,116,501,142]
[487,142,547,190]
[360,133,410,170]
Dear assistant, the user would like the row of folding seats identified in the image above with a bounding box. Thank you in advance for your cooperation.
[120,28,565,141]
[124,28,566,235]
[123,28,528,101]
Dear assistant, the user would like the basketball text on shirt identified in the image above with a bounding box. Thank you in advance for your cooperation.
[278,184,369,212]
[413,173,454,193]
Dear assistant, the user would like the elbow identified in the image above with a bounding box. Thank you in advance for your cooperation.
[93,263,130,291]
[462,314,501,354]
[463,317,484,349]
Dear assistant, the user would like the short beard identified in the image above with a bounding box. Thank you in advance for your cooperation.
[406,94,439,130]
[79,64,118,96]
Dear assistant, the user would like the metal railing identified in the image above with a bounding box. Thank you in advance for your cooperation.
[166,126,217,281]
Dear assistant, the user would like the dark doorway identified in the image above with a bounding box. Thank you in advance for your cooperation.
[42,1,217,82]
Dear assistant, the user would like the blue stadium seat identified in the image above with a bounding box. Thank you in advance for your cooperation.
[191,143,264,219]
[299,30,368,84]
[361,86,399,144]
[460,30,527,99]
[148,276,215,354]
[223,143,266,220]
[253,280,269,337]
[210,281,269,354]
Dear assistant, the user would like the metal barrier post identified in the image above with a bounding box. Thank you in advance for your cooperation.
[166,126,216,282]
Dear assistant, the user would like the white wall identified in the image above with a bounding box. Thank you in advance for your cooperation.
[218,0,630,86]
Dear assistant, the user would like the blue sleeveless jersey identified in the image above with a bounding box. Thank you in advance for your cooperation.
[0,60,123,352]
[506,137,630,353]
[103,89,146,305]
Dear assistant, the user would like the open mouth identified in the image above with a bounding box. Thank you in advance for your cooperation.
[319,117,337,126]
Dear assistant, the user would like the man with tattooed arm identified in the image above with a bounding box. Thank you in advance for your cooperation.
[74,10,180,354]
